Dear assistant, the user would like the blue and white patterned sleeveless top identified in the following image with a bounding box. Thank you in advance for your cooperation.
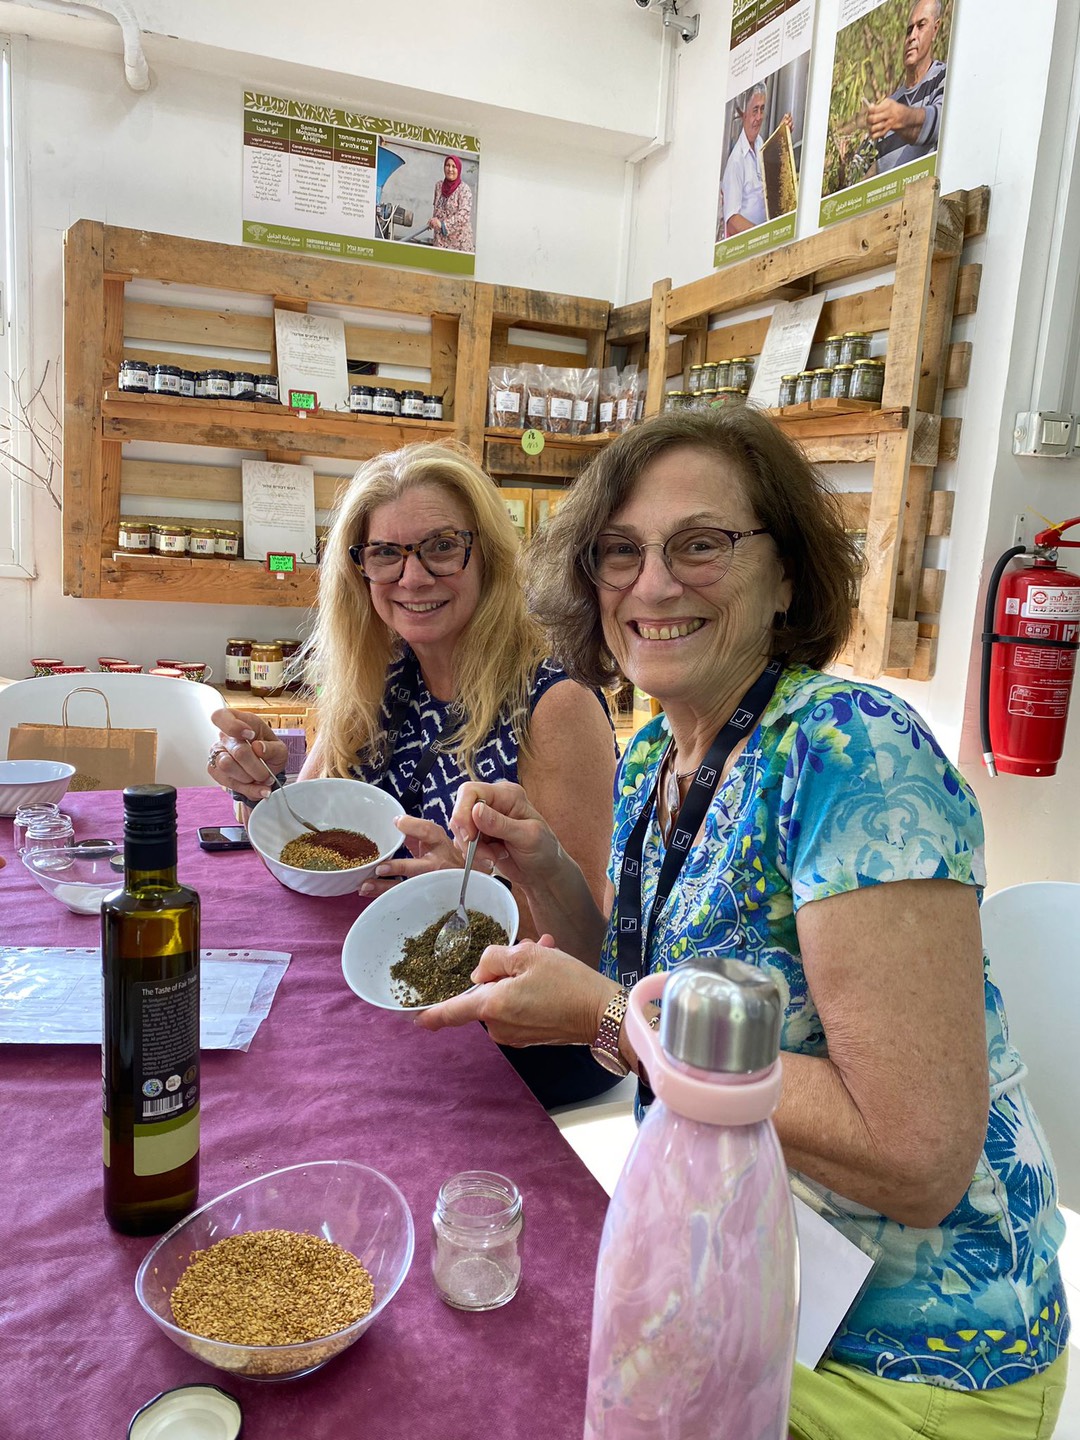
[603,664,1068,1389]
[349,650,597,827]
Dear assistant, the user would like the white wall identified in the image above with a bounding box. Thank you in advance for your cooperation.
[626,0,1080,889]
[0,1,664,684]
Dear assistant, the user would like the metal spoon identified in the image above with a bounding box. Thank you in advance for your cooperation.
[434,836,480,960]
[251,752,321,834]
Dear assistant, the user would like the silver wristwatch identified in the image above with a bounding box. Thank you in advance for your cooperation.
[590,988,631,1077]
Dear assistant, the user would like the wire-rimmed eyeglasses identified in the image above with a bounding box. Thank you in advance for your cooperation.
[349,529,474,583]
[583,526,771,591]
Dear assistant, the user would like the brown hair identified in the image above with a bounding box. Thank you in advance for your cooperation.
[525,407,861,687]
[307,440,546,779]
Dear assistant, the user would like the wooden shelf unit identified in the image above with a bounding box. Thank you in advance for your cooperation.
[607,177,988,680]
[64,183,985,680]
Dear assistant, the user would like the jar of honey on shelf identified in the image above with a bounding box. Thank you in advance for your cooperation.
[224,638,255,691]
[273,638,302,692]
[250,642,284,697]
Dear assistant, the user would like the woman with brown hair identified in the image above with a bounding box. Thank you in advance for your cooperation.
[207,440,617,1106]
[419,408,1068,1437]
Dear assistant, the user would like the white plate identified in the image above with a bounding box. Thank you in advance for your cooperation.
[246,777,405,897]
[341,869,519,1012]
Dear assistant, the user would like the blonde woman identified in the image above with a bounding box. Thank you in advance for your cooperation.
[207,441,618,1106]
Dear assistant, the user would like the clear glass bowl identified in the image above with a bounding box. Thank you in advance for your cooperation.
[134,1160,415,1381]
[21,841,123,914]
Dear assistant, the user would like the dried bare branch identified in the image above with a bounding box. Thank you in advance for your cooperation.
[0,359,63,511]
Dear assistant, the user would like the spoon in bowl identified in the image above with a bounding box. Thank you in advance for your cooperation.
[434,837,480,960]
[251,753,320,835]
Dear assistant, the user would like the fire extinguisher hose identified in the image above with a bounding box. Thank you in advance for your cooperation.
[979,545,1025,777]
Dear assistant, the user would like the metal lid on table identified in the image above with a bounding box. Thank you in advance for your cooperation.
[659,958,782,1075]
[128,1383,242,1439]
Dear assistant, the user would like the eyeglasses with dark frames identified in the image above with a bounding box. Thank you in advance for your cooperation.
[349,528,474,583]
[583,526,771,591]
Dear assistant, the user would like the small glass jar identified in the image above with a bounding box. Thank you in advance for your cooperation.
[822,335,844,368]
[118,359,151,393]
[250,641,284,696]
[118,519,152,554]
[194,371,209,399]
[151,364,182,396]
[422,394,443,420]
[22,813,76,867]
[830,363,854,400]
[699,362,718,391]
[687,364,705,396]
[224,637,254,691]
[231,371,257,401]
[152,524,189,556]
[729,356,753,390]
[794,371,814,405]
[851,358,885,402]
[205,369,233,399]
[13,802,61,854]
[255,373,279,403]
[778,374,799,407]
[711,386,746,408]
[432,1171,523,1311]
[810,368,833,402]
[274,638,302,691]
[373,387,399,416]
[178,369,196,398]
[214,529,240,559]
[350,385,375,414]
[663,390,680,413]
[840,331,872,365]
[188,527,217,558]
[713,359,732,389]
[400,389,425,419]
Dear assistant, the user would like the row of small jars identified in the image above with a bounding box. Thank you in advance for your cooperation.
[687,357,755,394]
[225,638,303,695]
[664,387,748,412]
[779,358,886,407]
[118,519,240,559]
[118,361,280,403]
[350,385,443,420]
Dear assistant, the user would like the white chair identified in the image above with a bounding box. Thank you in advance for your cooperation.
[980,882,1080,1209]
[0,673,224,789]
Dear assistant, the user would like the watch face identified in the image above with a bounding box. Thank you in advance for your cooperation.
[590,1044,630,1077]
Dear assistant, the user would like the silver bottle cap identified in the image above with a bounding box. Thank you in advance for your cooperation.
[659,958,782,1075]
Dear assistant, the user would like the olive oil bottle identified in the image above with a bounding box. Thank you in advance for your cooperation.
[101,785,200,1235]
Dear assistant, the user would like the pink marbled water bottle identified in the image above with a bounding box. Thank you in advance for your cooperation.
[584,960,799,1440]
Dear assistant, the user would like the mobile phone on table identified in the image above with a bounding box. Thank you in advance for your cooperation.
[197,824,253,852]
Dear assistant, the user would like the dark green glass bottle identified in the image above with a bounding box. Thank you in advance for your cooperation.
[101,784,200,1235]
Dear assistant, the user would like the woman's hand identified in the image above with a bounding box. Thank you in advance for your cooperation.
[207,709,288,802]
[447,780,566,892]
[416,935,618,1049]
[357,814,465,897]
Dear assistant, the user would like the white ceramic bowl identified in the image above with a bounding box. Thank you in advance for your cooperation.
[0,759,76,817]
[341,868,519,1012]
[246,777,405,897]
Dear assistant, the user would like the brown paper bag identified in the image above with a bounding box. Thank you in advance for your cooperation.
[6,687,157,790]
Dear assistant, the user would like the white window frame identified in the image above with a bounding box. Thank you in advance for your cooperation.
[0,35,34,579]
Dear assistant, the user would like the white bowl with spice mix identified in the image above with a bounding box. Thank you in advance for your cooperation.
[134,1159,415,1380]
[246,777,405,897]
[341,868,519,1012]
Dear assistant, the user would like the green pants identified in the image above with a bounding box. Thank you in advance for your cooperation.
[789,1351,1068,1440]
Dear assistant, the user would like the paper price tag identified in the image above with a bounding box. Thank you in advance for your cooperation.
[521,429,545,456]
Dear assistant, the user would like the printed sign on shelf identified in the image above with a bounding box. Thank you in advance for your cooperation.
[714,0,817,271]
[243,91,479,275]
[819,0,955,227]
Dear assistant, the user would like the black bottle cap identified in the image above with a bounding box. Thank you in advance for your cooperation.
[123,785,177,862]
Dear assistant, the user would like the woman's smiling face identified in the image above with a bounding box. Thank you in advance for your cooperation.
[444,158,459,182]
[596,445,791,706]
[363,484,481,659]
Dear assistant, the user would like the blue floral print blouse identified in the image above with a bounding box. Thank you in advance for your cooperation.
[603,664,1068,1389]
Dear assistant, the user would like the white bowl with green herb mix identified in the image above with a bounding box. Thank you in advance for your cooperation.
[246,777,405,897]
[341,869,519,1011]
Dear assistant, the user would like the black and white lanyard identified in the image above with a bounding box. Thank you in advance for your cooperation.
[373,654,455,816]
[614,660,782,989]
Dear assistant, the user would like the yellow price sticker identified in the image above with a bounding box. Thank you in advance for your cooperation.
[521,429,546,456]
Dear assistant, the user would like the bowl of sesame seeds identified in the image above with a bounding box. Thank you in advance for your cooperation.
[134,1160,415,1380]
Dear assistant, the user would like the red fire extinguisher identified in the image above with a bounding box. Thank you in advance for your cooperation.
[980,517,1080,776]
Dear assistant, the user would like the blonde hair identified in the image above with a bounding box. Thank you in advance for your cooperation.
[309,441,547,780]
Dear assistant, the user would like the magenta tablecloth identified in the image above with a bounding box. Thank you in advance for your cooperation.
[0,790,609,1440]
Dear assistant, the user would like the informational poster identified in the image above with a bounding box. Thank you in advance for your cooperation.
[820,0,953,227]
[714,0,817,270]
[243,92,480,276]
[747,292,826,406]
[241,461,317,566]
[274,309,350,414]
